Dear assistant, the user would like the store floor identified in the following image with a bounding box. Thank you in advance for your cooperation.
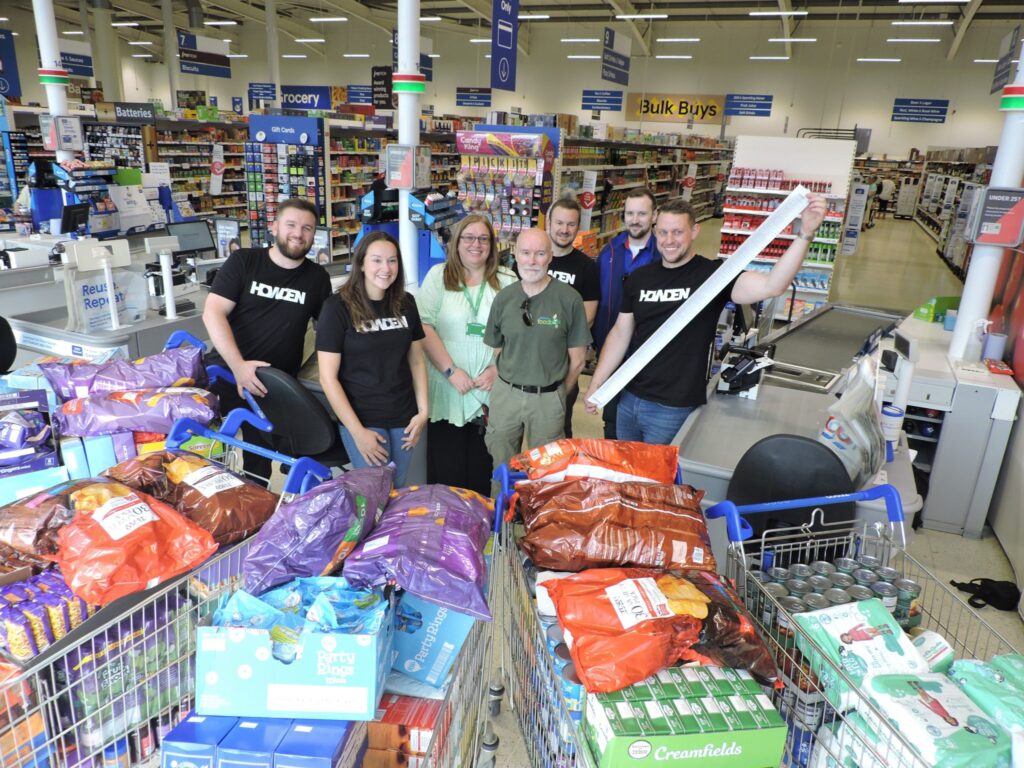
[487,214,1022,766]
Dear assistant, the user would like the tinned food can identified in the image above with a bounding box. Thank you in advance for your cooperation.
[785,579,812,598]
[852,568,879,587]
[894,578,923,628]
[829,572,855,590]
[833,557,859,574]
[847,585,875,602]
[788,563,814,580]
[871,582,899,613]
[802,593,830,612]
[874,566,900,583]
[808,575,833,594]
[810,561,836,577]
[776,596,806,637]
[823,588,852,606]
[768,567,790,584]
[856,554,883,570]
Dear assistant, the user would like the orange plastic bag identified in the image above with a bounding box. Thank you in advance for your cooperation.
[509,439,678,484]
[52,479,218,605]
[546,568,702,693]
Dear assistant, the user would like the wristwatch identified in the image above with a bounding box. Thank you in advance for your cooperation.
[797,231,816,242]
[444,367,455,378]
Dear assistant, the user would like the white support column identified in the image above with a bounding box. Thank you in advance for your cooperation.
[78,0,90,42]
[396,0,421,288]
[949,63,1024,361]
[265,0,282,108]
[32,0,76,163]
[90,1,122,101]
[162,0,179,110]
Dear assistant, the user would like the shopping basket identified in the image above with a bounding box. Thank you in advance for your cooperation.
[704,486,1022,768]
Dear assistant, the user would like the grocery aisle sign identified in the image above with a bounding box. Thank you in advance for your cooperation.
[490,0,518,91]
[582,89,623,112]
[59,39,94,77]
[456,87,492,107]
[624,93,725,124]
[991,26,1020,94]
[178,31,231,79]
[602,28,631,86]
[891,98,949,124]
[725,94,773,117]
[280,85,331,111]
[0,30,22,97]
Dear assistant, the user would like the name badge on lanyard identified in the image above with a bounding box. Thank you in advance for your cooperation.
[464,283,486,337]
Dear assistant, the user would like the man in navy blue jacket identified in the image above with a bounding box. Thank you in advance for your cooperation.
[593,187,659,438]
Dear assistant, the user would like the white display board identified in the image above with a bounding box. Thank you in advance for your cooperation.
[732,135,857,200]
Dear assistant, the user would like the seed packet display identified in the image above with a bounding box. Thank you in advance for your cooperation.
[864,673,1011,768]
[792,598,928,711]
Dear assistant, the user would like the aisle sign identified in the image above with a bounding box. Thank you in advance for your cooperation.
[582,89,623,112]
[490,0,518,91]
[0,30,22,98]
[231,96,243,114]
[602,28,631,86]
[725,94,773,117]
[59,39,94,77]
[178,30,231,79]
[891,98,949,124]
[991,26,1020,94]
[455,87,492,107]
[348,85,373,104]
[95,102,156,123]
[624,92,725,124]
[249,82,276,102]
[842,184,870,256]
[372,66,393,108]
[281,85,332,111]
[392,31,435,81]
[971,187,1024,247]
[249,115,322,146]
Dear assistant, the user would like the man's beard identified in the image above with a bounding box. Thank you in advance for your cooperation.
[275,234,309,260]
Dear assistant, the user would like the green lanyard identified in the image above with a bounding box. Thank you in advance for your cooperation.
[462,282,486,319]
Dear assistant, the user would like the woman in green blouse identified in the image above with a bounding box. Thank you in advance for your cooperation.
[419,214,517,495]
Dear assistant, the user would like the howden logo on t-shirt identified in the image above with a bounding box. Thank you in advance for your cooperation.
[549,269,577,285]
[359,316,410,333]
[249,281,307,304]
[639,288,691,302]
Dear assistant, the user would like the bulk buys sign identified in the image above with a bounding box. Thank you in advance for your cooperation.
[280,85,331,111]
[625,93,725,124]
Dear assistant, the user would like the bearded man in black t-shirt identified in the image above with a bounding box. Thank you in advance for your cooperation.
[202,198,332,481]
[584,195,826,446]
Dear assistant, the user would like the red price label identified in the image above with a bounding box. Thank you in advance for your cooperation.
[717,173,725,182]
[579,191,596,209]
[683,177,697,188]
[210,161,225,175]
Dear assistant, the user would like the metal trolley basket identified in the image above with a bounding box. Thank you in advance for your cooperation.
[1,371,495,768]
[705,484,1021,768]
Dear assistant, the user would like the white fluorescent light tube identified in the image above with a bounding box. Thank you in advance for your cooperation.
[131,53,152,57]
[309,16,347,21]
[282,54,307,58]
[519,14,550,19]
[111,21,140,27]
[567,54,601,59]
[858,57,902,62]
[343,53,369,57]
[750,55,790,60]
[616,13,667,19]
[749,10,807,16]
[294,38,325,42]
[128,40,153,45]
[419,16,442,21]
[485,54,491,58]
[657,37,700,42]
[973,59,998,63]
[469,38,490,43]
[891,20,954,25]
[769,37,817,42]
[887,37,941,42]
[0,17,8,21]
[63,30,85,35]
[561,37,600,42]
[428,53,441,58]
[226,53,248,58]
[204,20,237,26]
[656,54,692,59]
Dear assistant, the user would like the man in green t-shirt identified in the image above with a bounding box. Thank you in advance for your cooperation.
[484,228,591,488]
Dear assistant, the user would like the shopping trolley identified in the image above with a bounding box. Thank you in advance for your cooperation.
[704,485,1021,768]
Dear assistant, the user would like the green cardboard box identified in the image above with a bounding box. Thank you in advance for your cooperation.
[585,686,786,768]
[913,296,959,323]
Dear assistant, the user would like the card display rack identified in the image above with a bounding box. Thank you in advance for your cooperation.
[84,124,145,168]
[244,141,326,249]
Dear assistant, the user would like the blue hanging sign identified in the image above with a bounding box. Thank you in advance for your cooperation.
[582,89,623,111]
[280,85,332,111]
[178,29,231,79]
[249,115,323,146]
[232,96,243,114]
[347,85,373,104]
[891,98,949,124]
[602,28,631,86]
[725,94,773,117]
[490,0,518,91]
[0,30,22,98]
[456,87,492,107]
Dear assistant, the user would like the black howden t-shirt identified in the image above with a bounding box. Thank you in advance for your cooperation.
[209,248,332,375]
[547,248,601,303]
[315,293,426,428]
[619,257,737,408]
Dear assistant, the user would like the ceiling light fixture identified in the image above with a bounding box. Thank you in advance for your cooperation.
[656,54,692,59]
[561,37,600,42]
[343,53,370,57]
[309,16,347,21]
[769,37,817,42]
[616,13,667,19]
[887,37,941,42]
[973,59,998,63]
[419,15,441,20]
[891,20,954,25]
[63,30,85,35]
[567,54,601,59]
[110,21,140,27]
[749,10,807,16]
[749,55,790,60]
[131,53,152,57]
[428,53,440,57]
[858,57,902,62]
[518,14,550,19]
[226,53,248,58]
[485,54,491,58]
[469,38,489,43]
[282,54,306,58]
[129,40,153,45]
[657,37,700,42]
[294,37,325,42]
[204,20,237,26]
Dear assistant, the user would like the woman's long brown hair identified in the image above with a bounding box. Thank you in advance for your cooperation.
[443,215,502,292]
[338,231,406,330]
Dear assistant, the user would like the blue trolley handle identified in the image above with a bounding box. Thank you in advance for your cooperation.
[167,415,331,496]
[164,330,207,352]
[704,483,905,544]
[206,364,269,423]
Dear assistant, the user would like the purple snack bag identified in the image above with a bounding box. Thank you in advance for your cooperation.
[53,387,218,437]
[40,347,206,402]
[241,465,395,594]
[343,484,494,621]
[0,411,50,449]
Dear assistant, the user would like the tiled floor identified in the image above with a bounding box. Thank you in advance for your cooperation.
[489,214,1024,766]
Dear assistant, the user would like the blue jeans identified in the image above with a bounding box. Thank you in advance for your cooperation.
[615,390,695,446]
[339,425,417,487]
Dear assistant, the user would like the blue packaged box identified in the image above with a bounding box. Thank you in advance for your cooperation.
[159,712,239,768]
[0,466,69,505]
[391,593,476,687]
[273,720,365,768]
[59,437,90,479]
[195,602,395,721]
[82,435,118,475]
[216,718,292,768]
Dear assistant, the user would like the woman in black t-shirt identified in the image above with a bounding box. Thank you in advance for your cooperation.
[316,231,428,485]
